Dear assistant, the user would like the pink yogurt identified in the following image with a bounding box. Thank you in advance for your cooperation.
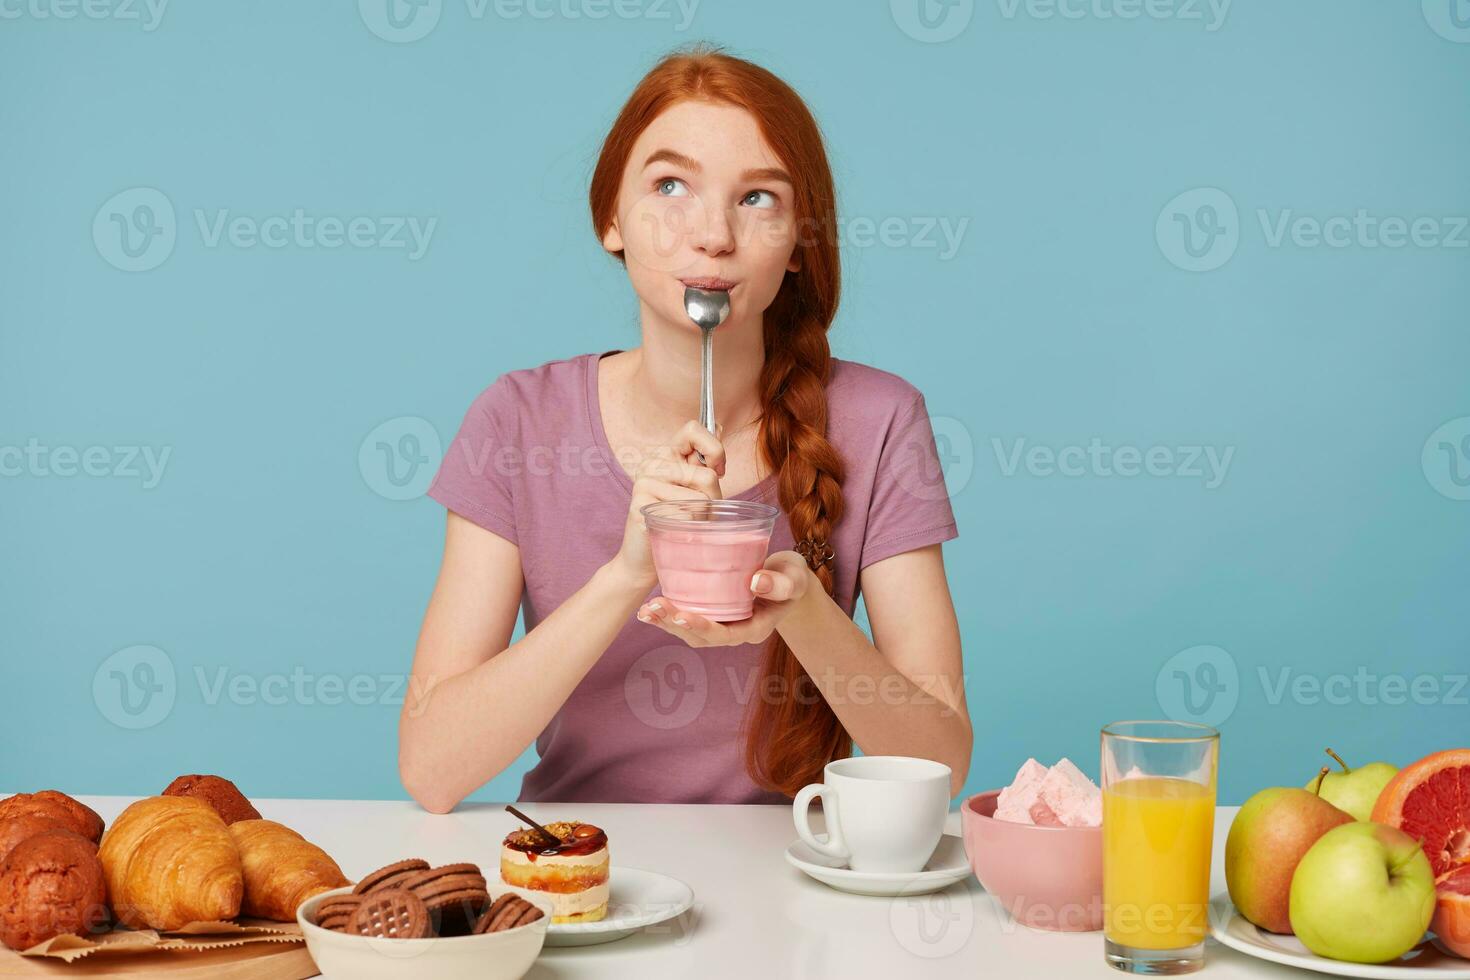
[640,499,779,622]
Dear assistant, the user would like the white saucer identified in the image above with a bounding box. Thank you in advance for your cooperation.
[508,866,694,948]
[784,832,972,897]
[1210,893,1470,979]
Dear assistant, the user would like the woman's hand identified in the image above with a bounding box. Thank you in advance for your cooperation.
[608,420,727,591]
[635,551,815,646]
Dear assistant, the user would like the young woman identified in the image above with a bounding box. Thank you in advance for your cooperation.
[398,47,970,811]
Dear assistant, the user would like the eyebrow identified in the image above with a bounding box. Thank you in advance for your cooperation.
[642,148,793,185]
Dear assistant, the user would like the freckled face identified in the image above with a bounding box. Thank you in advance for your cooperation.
[601,100,802,333]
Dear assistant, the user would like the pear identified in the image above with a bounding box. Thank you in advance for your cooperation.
[1304,749,1398,822]
[1225,784,1354,933]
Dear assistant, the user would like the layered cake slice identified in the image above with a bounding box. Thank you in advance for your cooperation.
[500,821,610,923]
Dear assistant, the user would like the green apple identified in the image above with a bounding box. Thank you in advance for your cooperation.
[1288,822,1436,963]
[1226,787,1354,933]
[1305,748,1398,821]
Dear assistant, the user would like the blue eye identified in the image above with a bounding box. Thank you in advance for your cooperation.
[742,190,777,209]
[656,178,690,197]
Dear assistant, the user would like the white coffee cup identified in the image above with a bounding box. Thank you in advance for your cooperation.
[792,756,951,873]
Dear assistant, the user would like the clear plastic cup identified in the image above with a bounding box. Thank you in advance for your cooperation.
[640,499,780,622]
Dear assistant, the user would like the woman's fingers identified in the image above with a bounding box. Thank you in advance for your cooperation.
[749,568,797,602]
[635,455,723,500]
[673,419,726,477]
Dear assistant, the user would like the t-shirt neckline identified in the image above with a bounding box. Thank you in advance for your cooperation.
[584,350,778,503]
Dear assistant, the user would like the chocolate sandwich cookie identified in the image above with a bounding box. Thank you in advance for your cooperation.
[348,888,430,939]
[315,894,363,931]
[352,858,430,896]
[474,893,545,934]
[427,890,491,937]
[401,864,490,936]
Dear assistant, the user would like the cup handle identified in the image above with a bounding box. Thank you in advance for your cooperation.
[793,783,848,863]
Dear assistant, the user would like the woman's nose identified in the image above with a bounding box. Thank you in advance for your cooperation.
[690,202,736,256]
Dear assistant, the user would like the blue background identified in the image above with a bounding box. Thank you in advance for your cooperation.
[2,0,1467,806]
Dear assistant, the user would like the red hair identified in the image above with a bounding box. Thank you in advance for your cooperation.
[589,46,851,798]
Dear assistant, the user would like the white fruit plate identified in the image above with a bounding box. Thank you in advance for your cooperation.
[1210,893,1470,979]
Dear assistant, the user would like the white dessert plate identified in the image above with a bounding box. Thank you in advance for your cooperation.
[1210,893,1470,979]
[784,832,972,897]
[505,866,694,948]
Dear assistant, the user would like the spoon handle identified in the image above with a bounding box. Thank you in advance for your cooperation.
[699,326,715,434]
[697,325,715,464]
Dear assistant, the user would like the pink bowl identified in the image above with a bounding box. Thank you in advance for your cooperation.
[960,789,1103,932]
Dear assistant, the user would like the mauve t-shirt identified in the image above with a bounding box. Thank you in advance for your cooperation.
[427,350,959,804]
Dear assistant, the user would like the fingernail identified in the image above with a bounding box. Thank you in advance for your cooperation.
[650,602,662,612]
[637,612,651,623]
[672,616,687,626]
[751,572,769,593]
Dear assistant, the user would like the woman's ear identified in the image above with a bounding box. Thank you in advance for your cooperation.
[786,247,801,274]
[602,219,624,255]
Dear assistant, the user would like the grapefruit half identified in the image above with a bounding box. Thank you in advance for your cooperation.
[1372,748,1470,958]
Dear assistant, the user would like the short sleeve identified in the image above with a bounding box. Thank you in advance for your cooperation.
[427,379,519,545]
[859,393,959,570]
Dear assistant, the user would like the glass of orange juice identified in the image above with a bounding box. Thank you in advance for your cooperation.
[1101,720,1219,975]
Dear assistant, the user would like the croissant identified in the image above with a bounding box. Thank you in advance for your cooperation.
[98,796,243,930]
[228,819,348,921]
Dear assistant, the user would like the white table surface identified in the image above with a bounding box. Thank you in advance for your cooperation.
[24,795,1313,979]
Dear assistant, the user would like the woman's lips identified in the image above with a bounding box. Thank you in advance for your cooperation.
[680,277,737,290]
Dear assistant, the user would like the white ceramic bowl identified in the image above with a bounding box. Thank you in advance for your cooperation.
[297,885,552,980]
